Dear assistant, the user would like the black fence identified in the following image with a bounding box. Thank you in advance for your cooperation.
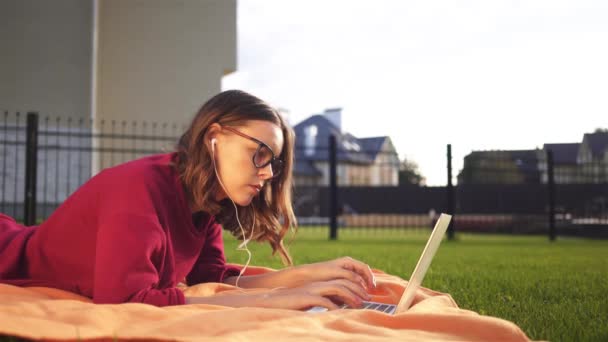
[0,112,183,222]
[1,112,607,239]
[453,149,608,239]
[293,139,608,239]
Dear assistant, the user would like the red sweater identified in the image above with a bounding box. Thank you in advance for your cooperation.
[0,153,240,306]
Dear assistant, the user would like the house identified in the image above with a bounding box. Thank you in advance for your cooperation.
[578,131,608,183]
[539,131,608,183]
[539,143,581,184]
[292,109,400,187]
[459,130,608,185]
[457,149,542,184]
[579,131,608,164]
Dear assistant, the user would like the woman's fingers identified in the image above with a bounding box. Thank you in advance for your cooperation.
[308,296,340,310]
[320,269,371,300]
[336,257,376,289]
[342,278,372,302]
[331,271,371,300]
[312,279,370,308]
[265,279,373,311]
[266,288,340,311]
[333,278,371,304]
[334,268,367,290]
[320,284,361,308]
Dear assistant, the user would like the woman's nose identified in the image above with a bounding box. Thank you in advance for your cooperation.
[258,163,274,180]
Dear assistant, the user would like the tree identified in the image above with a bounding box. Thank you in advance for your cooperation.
[399,156,426,185]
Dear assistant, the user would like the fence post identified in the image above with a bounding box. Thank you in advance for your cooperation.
[329,135,338,240]
[24,112,39,226]
[547,149,556,241]
[447,144,455,240]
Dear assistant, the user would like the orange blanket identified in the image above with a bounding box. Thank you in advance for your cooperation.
[0,265,535,341]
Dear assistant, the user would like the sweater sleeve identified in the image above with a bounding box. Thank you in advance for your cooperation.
[186,222,241,285]
[93,213,185,306]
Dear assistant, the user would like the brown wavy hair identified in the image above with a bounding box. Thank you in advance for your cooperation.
[175,90,296,265]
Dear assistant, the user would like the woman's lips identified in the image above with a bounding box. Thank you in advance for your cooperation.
[248,185,261,193]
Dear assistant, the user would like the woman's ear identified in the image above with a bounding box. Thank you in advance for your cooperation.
[210,138,217,153]
[205,123,222,151]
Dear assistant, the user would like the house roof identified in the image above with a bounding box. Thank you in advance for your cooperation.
[358,137,387,159]
[583,132,608,159]
[292,115,392,170]
[294,160,322,176]
[466,149,538,160]
[543,143,580,165]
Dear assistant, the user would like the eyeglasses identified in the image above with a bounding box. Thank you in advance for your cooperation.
[222,126,283,178]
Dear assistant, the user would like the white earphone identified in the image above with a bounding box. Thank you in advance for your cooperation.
[209,136,254,287]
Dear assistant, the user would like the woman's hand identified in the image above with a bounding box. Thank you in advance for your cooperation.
[186,278,371,310]
[259,279,372,310]
[224,256,376,298]
[290,257,376,290]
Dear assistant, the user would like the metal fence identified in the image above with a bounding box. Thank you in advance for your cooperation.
[1,112,607,239]
[0,112,182,222]
[294,141,608,240]
[453,149,608,239]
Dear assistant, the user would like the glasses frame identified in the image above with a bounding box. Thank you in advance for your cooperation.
[222,126,283,178]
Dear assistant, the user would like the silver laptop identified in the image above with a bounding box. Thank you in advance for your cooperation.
[307,213,452,315]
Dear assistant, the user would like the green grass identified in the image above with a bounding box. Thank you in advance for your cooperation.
[223,227,608,342]
[2,228,605,342]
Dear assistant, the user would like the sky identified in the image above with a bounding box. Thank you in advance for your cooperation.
[222,0,608,186]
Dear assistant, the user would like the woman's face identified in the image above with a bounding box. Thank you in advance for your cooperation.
[212,120,284,206]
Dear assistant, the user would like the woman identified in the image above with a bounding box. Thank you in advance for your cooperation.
[0,90,374,310]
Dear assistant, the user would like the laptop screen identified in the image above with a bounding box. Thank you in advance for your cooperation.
[395,213,452,312]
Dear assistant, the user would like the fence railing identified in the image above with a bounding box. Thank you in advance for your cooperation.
[2,111,607,239]
[1,111,181,222]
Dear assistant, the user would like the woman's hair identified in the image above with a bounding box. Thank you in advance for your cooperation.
[175,89,296,266]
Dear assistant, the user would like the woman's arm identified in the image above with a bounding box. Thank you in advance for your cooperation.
[94,213,185,306]
[185,279,371,310]
[222,266,304,288]
[223,257,376,290]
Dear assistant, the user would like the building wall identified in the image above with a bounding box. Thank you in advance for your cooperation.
[302,158,399,187]
[370,140,399,186]
[577,141,593,163]
[0,0,236,124]
[0,0,93,118]
[0,0,237,212]
[96,0,236,126]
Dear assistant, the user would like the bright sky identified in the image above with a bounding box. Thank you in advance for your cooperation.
[222,0,608,186]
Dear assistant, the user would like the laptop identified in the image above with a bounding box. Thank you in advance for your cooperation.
[307,213,452,315]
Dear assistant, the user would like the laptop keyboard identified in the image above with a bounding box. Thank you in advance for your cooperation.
[307,301,397,314]
[341,301,397,314]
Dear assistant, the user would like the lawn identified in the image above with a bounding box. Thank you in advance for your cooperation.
[223,227,608,342]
